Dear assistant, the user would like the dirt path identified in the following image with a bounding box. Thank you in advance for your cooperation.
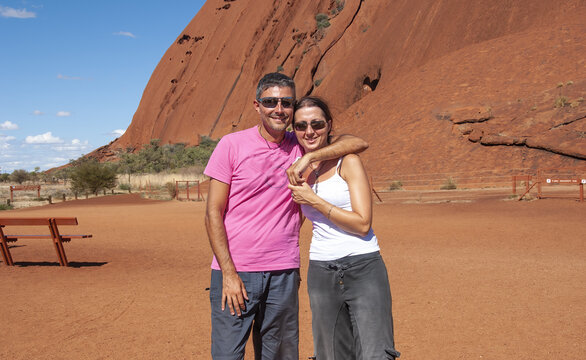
[1,194,584,359]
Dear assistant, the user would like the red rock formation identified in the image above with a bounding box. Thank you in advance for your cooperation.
[97,0,586,179]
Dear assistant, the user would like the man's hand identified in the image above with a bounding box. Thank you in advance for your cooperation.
[206,179,249,316]
[286,134,368,185]
[286,155,312,185]
[222,271,249,316]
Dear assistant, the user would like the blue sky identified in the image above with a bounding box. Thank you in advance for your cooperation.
[0,1,205,173]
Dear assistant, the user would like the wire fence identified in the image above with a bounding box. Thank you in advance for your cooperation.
[370,167,586,203]
[186,168,585,204]
[371,168,535,191]
[175,180,208,201]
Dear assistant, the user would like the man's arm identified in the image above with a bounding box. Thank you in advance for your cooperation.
[286,134,368,185]
[205,178,248,316]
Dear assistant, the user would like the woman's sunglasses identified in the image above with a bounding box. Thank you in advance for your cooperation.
[293,120,327,131]
[256,97,295,108]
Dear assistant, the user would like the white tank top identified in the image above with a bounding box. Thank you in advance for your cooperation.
[301,158,380,261]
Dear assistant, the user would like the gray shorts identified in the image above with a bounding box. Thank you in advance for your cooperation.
[210,269,300,360]
[307,251,400,360]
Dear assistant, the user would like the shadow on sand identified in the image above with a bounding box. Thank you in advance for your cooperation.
[3,244,108,268]
[8,261,108,268]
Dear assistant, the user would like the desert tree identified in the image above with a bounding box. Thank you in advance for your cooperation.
[10,169,29,184]
[69,158,117,195]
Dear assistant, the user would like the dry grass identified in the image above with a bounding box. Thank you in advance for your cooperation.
[0,169,207,209]
[120,171,207,189]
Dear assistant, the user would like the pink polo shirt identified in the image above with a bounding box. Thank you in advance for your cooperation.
[204,126,303,272]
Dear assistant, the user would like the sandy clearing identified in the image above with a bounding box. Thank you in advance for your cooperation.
[1,194,584,359]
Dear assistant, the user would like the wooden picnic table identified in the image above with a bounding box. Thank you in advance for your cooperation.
[0,217,92,266]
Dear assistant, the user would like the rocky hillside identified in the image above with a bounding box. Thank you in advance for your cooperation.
[93,0,586,182]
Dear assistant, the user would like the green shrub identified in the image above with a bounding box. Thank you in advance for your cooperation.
[440,177,457,190]
[117,137,219,175]
[0,203,13,211]
[165,182,177,198]
[276,65,284,73]
[70,159,117,195]
[51,167,72,184]
[119,183,131,191]
[570,97,584,108]
[389,181,403,191]
[315,13,330,29]
[315,13,329,22]
[331,0,345,14]
[554,96,569,108]
[314,79,323,87]
[10,169,29,184]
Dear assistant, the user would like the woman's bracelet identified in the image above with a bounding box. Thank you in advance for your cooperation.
[327,205,334,219]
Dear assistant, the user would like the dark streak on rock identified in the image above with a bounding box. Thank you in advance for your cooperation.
[550,114,586,130]
[209,64,245,137]
[308,0,364,95]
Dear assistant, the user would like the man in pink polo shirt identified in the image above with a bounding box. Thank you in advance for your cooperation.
[204,73,367,360]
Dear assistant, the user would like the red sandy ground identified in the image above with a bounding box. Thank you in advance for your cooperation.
[1,194,584,359]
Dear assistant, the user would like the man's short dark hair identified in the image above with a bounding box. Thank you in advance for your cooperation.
[256,72,296,99]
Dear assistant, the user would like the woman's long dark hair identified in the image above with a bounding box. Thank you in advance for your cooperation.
[294,96,333,143]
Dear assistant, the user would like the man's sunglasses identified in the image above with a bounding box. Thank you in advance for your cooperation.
[257,97,295,108]
[293,120,327,132]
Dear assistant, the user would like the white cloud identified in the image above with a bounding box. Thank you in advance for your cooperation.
[0,134,16,150]
[114,31,136,38]
[0,135,15,152]
[53,139,89,151]
[0,121,18,130]
[56,111,71,117]
[1,161,22,170]
[1,136,91,172]
[25,132,64,144]
[57,74,82,80]
[0,6,36,18]
[40,158,69,170]
[111,129,126,137]
[33,110,44,115]
[0,135,16,141]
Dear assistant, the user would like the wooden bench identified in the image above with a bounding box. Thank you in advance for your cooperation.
[0,217,92,266]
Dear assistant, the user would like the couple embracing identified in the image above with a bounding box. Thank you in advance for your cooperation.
[204,72,400,360]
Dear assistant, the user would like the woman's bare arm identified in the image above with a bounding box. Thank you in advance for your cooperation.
[288,154,372,236]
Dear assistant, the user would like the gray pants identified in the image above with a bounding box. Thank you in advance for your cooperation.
[307,252,400,360]
[210,269,300,360]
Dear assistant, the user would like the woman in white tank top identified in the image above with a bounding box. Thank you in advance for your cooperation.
[288,96,400,360]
